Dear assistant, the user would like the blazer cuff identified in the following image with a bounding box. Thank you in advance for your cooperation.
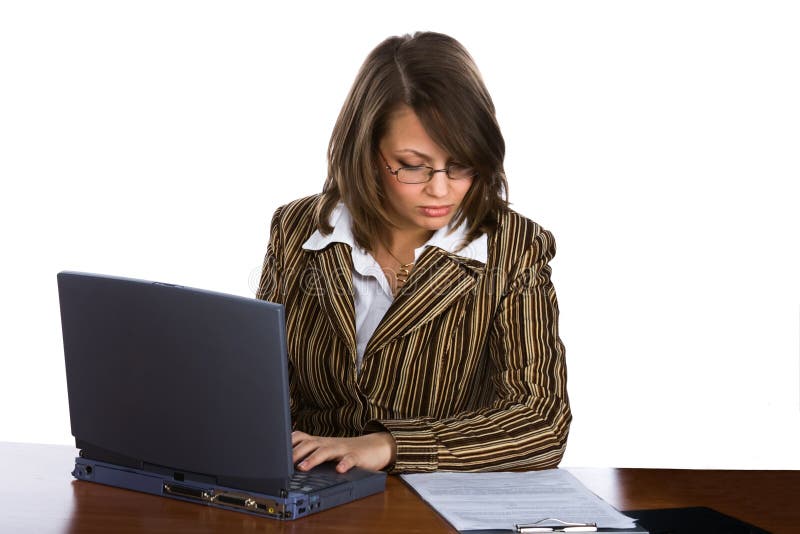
[365,419,439,473]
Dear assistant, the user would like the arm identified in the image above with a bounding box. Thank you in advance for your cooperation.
[256,204,284,303]
[373,229,571,472]
[260,203,398,473]
[256,205,300,424]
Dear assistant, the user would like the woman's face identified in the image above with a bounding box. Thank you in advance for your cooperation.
[377,105,473,240]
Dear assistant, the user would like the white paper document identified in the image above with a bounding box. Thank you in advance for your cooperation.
[401,469,638,531]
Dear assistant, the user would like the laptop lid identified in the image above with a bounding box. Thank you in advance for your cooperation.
[57,271,294,484]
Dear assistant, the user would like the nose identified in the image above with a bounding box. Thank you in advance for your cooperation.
[424,169,450,198]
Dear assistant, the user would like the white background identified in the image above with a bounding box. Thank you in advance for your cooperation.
[1,1,798,469]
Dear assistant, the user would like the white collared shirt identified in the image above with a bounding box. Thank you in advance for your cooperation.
[302,203,488,371]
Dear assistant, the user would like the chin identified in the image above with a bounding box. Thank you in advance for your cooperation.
[415,216,453,232]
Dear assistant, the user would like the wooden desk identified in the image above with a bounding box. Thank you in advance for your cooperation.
[2,442,797,533]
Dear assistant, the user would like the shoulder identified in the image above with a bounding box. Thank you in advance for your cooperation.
[488,207,557,272]
[266,194,324,260]
[268,193,325,242]
[270,193,322,229]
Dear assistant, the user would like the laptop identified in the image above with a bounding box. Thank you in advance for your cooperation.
[57,271,386,519]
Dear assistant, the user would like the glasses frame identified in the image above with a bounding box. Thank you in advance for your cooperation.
[379,152,478,184]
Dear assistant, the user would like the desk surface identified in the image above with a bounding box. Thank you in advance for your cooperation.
[2,441,798,533]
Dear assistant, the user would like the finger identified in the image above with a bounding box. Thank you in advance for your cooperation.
[336,453,357,473]
[291,431,310,446]
[292,439,323,464]
[297,444,343,472]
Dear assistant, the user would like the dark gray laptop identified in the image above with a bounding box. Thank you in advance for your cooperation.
[57,271,386,519]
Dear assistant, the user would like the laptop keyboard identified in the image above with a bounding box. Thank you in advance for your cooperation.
[287,470,349,492]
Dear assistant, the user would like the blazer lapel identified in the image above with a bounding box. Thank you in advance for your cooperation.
[309,243,357,355]
[364,247,484,357]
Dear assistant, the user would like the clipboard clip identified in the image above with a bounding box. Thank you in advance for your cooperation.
[515,518,598,532]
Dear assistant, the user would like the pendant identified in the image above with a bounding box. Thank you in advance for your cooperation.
[396,262,414,288]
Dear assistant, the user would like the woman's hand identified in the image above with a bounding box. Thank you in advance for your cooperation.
[291,430,397,473]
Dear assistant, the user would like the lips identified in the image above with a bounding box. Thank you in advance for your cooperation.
[419,205,453,217]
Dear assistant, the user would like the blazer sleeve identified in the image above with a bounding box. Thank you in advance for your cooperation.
[256,205,283,303]
[256,204,300,425]
[371,229,572,472]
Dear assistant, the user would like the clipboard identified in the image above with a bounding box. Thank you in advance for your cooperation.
[458,525,648,533]
[400,471,650,534]
[458,523,648,534]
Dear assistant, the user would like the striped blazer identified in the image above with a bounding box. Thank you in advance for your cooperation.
[256,194,571,473]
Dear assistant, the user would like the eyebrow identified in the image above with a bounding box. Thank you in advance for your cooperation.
[395,149,434,160]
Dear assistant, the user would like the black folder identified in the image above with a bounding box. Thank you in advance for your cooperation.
[623,506,770,534]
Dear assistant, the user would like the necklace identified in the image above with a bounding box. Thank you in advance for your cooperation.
[382,243,415,290]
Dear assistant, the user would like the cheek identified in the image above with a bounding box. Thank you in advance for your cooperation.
[381,174,412,208]
[455,180,475,203]
[391,188,418,210]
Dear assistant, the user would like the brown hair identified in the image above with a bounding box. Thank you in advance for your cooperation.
[315,31,509,251]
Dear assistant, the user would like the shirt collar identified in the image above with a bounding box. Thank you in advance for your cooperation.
[301,202,488,264]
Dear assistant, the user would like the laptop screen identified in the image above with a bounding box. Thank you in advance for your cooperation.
[58,272,294,481]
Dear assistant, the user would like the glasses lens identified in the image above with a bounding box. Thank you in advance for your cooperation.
[397,167,431,184]
[448,164,478,180]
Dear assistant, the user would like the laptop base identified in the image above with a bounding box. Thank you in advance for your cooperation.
[72,457,386,520]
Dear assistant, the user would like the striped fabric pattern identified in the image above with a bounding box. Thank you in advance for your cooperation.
[257,194,571,473]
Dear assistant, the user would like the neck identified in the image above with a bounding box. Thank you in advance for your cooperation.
[377,229,434,268]
[387,229,435,255]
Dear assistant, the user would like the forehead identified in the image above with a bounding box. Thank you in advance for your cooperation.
[380,105,447,158]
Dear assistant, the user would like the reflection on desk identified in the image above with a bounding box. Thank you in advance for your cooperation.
[1,442,798,533]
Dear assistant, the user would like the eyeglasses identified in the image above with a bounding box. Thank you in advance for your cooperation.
[380,152,478,184]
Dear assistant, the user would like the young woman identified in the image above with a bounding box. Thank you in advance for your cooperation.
[257,31,571,474]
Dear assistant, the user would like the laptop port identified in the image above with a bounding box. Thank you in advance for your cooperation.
[163,483,211,503]
[214,494,248,507]
[210,492,285,517]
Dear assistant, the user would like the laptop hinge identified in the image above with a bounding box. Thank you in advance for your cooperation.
[76,440,142,469]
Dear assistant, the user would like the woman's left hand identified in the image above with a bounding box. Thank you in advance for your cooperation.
[291,430,397,473]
